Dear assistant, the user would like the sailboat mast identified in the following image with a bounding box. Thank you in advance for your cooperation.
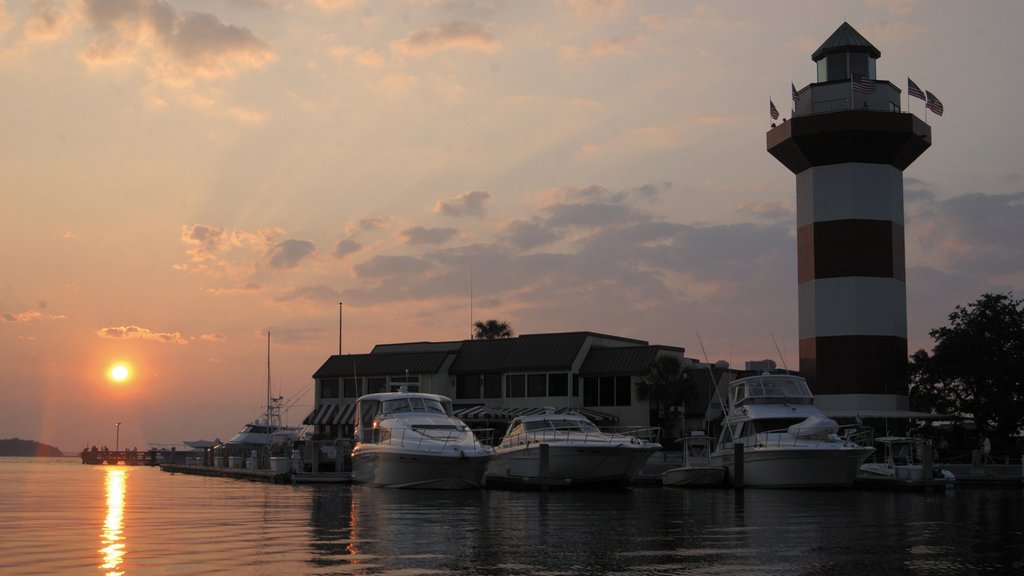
[266,330,272,435]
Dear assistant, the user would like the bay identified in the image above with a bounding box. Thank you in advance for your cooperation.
[0,457,1021,575]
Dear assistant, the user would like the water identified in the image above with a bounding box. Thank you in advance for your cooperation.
[1,457,1022,575]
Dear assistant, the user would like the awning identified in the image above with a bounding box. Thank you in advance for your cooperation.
[452,405,618,424]
[303,403,356,426]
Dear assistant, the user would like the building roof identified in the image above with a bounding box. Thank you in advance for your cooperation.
[449,332,628,374]
[312,351,451,379]
[578,346,660,376]
[812,22,881,61]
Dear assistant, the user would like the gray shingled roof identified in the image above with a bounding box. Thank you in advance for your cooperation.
[579,346,660,376]
[812,22,881,61]
[449,332,591,373]
[312,351,451,379]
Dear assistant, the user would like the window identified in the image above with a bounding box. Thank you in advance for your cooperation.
[507,374,525,398]
[484,374,502,399]
[826,54,846,81]
[584,375,632,407]
[456,375,481,399]
[320,378,339,399]
[527,374,547,397]
[343,377,361,398]
[366,377,386,394]
[548,373,569,397]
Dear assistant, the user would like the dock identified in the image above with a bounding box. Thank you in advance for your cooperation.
[160,463,299,484]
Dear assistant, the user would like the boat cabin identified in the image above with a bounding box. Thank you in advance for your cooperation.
[354,392,457,444]
[729,375,814,408]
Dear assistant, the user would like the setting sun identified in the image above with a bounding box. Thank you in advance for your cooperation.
[108,364,131,383]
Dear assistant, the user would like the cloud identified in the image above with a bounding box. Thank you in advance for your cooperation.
[332,238,362,258]
[308,0,364,11]
[96,325,188,345]
[354,255,435,280]
[79,0,275,85]
[911,192,1024,275]
[401,227,459,245]
[267,239,316,269]
[199,333,228,342]
[502,218,563,250]
[2,310,65,323]
[392,21,500,56]
[273,284,343,304]
[737,201,793,221]
[23,0,70,44]
[435,190,491,217]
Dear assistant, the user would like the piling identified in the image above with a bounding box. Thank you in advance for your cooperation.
[733,443,744,490]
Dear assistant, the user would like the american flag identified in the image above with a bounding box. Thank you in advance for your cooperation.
[770,99,779,120]
[925,91,944,116]
[791,83,800,106]
[907,77,926,101]
[852,73,875,94]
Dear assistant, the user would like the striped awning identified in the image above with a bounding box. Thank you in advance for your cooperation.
[452,406,617,424]
[303,403,356,426]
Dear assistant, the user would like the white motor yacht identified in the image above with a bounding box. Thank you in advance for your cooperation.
[710,373,874,488]
[351,390,494,489]
[484,408,661,489]
[223,396,303,446]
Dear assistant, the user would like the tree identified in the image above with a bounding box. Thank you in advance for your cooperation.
[473,319,514,340]
[909,292,1024,455]
[635,355,687,444]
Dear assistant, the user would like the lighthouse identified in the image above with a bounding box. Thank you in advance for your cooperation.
[767,23,931,417]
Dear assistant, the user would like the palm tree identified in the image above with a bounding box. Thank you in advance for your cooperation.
[635,355,686,444]
[473,319,514,340]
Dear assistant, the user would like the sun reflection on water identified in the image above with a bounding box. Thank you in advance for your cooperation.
[99,468,127,575]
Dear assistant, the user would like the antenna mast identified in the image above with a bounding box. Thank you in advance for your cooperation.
[339,302,343,355]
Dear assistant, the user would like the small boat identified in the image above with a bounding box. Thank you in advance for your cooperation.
[351,390,494,489]
[857,436,955,490]
[709,373,875,488]
[661,432,725,487]
[484,408,661,489]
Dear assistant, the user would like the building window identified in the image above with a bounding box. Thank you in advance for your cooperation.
[321,378,339,399]
[367,377,387,394]
[484,374,502,399]
[548,373,569,397]
[343,377,361,398]
[456,375,481,399]
[390,375,419,392]
[584,376,632,407]
[527,374,547,397]
[507,374,525,398]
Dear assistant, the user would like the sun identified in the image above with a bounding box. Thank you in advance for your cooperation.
[108,363,131,383]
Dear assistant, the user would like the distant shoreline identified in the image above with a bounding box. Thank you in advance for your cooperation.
[0,438,64,457]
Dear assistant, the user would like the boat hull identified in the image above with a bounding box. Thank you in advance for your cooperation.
[484,443,657,489]
[711,446,873,488]
[661,466,726,487]
[351,448,489,489]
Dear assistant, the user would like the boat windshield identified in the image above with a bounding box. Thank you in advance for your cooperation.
[381,397,448,415]
[523,418,599,433]
[730,376,812,407]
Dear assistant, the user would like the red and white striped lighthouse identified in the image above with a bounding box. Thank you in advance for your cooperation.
[767,23,931,416]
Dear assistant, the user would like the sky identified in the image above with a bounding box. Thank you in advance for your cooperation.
[2,0,1022,453]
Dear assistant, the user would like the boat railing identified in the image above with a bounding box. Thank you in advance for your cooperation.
[375,426,489,452]
[503,426,660,448]
[748,423,873,449]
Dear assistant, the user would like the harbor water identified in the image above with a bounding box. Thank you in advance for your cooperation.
[1,457,1021,575]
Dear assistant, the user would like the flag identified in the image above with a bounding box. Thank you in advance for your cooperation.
[925,91,944,116]
[791,83,800,106]
[770,99,779,120]
[852,73,875,94]
[908,77,926,101]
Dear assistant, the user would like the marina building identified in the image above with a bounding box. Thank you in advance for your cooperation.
[304,331,696,441]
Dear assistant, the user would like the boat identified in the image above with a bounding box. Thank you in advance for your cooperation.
[661,432,725,487]
[350,390,494,489]
[709,373,875,488]
[857,436,955,490]
[484,408,661,489]
[223,395,304,446]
